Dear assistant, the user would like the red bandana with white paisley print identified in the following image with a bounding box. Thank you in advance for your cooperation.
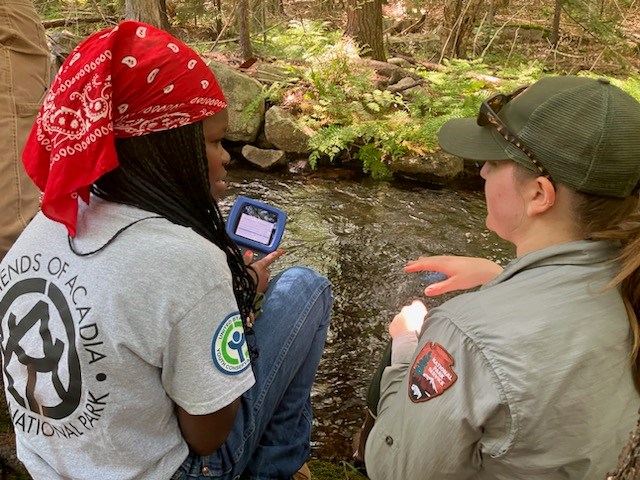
[22,20,227,236]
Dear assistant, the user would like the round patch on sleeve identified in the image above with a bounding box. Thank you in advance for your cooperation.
[211,312,251,375]
[408,342,457,403]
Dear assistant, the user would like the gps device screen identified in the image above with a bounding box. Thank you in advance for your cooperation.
[235,205,278,245]
[225,196,287,258]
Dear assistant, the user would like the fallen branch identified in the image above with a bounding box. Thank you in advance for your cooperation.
[210,1,240,52]
[399,14,427,35]
[42,16,116,28]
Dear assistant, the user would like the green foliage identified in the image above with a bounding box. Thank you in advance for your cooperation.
[0,406,12,435]
[241,82,286,122]
[308,460,368,480]
[36,0,123,20]
[616,75,640,102]
[1,469,31,480]
[173,0,208,26]
[305,38,369,100]
[563,0,624,45]
[308,124,359,166]
[355,144,391,180]
[301,35,421,177]
[362,90,404,113]
[35,0,65,18]
[257,20,344,62]
[36,3,639,181]
[576,71,640,103]
[298,49,640,179]
[302,55,549,179]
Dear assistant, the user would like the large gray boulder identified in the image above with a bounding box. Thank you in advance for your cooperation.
[264,106,314,154]
[241,145,287,169]
[387,77,421,93]
[208,61,264,143]
[390,151,464,185]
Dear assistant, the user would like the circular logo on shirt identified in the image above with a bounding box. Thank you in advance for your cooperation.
[0,253,110,441]
[0,278,82,419]
[211,312,250,375]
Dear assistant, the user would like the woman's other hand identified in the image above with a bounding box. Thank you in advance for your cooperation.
[404,255,504,296]
[243,248,285,293]
[389,300,428,338]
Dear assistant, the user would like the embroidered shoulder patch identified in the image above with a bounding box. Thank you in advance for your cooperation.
[211,312,250,375]
[408,342,457,403]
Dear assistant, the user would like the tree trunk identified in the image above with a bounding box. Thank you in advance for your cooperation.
[266,0,285,15]
[125,0,170,30]
[487,0,496,27]
[441,0,485,58]
[550,0,563,48]
[238,0,253,61]
[487,0,510,29]
[212,0,223,33]
[345,0,386,62]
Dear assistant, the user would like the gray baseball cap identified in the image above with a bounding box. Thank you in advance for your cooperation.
[438,76,640,198]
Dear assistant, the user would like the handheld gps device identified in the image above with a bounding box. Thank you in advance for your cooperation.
[225,196,287,260]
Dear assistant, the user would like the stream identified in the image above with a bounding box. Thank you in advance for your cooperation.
[220,166,515,462]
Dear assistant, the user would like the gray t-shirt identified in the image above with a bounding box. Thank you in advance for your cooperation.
[0,197,255,479]
[366,240,638,479]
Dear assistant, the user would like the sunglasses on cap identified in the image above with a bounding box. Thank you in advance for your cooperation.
[477,86,553,180]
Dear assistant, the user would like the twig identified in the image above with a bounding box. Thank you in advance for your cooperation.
[479,7,526,59]
[204,21,286,47]
[399,13,427,35]
[505,26,520,65]
[609,0,625,16]
[439,0,474,63]
[210,1,240,52]
[473,12,488,57]
[559,3,629,68]
[588,45,607,71]
[42,16,114,28]
[89,0,109,24]
[549,49,582,58]
[479,18,508,59]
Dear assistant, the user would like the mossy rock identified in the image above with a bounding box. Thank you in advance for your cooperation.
[309,460,368,480]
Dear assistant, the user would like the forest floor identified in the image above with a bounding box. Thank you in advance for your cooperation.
[182,0,640,77]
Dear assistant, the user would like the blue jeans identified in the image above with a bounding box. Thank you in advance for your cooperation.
[172,266,332,480]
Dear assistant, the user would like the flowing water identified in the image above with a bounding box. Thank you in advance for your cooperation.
[221,166,515,462]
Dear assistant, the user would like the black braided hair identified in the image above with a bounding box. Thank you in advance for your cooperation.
[91,121,258,357]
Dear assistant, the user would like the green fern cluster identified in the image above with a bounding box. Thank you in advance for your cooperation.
[241,82,285,122]
[256,22,640,180]
[303,57,529,178]
[258,20,344,61]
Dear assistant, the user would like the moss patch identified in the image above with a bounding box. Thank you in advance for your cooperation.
[309,460,368,480]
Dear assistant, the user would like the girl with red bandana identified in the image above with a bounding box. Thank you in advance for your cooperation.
[0,21,330,480]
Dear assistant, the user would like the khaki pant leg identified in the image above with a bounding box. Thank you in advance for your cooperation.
[0,0,50,261]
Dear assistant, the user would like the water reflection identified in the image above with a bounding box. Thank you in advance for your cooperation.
[221,167,515,462]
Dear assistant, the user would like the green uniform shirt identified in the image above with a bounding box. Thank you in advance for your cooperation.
[366,240,638,479]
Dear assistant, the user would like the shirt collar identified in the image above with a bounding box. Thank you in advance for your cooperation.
[483,240,620,288]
